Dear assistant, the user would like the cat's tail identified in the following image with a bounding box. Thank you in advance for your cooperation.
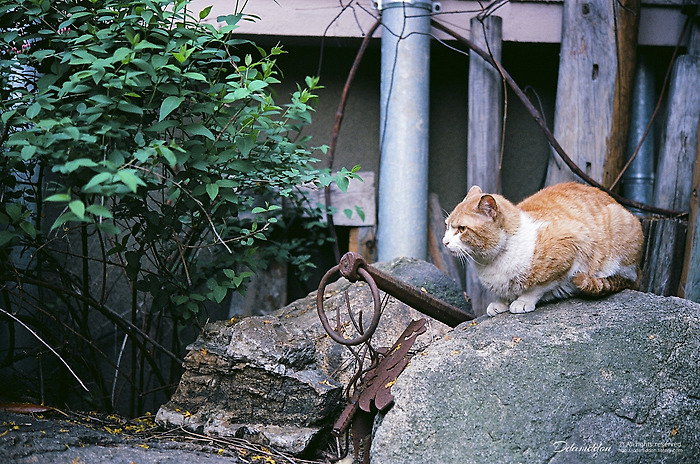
[572,272,638,296]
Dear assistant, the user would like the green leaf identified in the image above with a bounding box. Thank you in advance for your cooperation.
[51,211,78,230]
[96,222,121,235]
[45,193,72,202]
[205,183,219,201]
[211,285,227,303]
[86,204,113,218]
[343,208,353,219]
[0,231,16,248]
[83,172,113,192]
[54,158,98,174]
[184,123,214,140]
[118,101,143,115]
[172,44,194,64]
[199,5,213,19]
[19,221,37,238]
[26,102,41,119]
[248,80,268,92]
[112,47,132,63]
[235,135,254,157]
[159,96,184,121]
[116,169,147,193]
[1,109,16,124]
[21,145,37,160]
[336,176,349,193]
[157,145,177,167]
[5,203,24,221]
[90,94,114,105]
[69,200,86,220]
[183,71,207,81]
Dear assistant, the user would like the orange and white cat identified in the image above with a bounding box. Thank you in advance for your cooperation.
[443,182,643,316]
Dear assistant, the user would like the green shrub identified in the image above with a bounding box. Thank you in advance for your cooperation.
[0,0,357,413]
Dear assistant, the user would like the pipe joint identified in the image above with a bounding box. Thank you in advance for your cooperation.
[374,0,440,13]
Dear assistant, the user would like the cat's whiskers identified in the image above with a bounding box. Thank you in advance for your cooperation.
[452,246,488,267]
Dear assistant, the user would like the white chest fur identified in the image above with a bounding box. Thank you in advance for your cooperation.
[474,212,541,299]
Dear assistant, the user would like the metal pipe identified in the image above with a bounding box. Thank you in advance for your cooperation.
[622,52,655,210]
[377,0,432,261]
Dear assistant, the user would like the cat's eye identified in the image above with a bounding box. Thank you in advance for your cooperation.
[457,226,466,233]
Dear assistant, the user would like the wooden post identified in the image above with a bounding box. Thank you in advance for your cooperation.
[468,15,502,193]
[348,227,377,263]
[427,193,462,287]
[640,218,688,297]
[649,22,700,298]
[467,15,502,315]
[652,58,700,211]
[680,119,700,301]
[545,0,639,187]
[679,19,700,299]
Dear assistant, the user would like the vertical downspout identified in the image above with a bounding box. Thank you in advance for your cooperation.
[376,0,433,262]
[622,51,655,210]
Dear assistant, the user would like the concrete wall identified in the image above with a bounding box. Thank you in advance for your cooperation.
[270,39,677,213]
[270,40,558,215]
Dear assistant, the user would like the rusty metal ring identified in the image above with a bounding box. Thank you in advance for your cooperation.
[316,264,382,346]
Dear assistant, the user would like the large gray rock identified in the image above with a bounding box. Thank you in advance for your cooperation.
[157,257,471,455]
[371,290,700,463]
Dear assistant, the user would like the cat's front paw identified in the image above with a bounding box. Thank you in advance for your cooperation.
[486,301,509,317]
[509,299,536,314]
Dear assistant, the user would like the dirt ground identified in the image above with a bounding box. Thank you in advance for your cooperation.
[0,406,328,464]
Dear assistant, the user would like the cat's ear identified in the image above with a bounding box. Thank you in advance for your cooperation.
[465,185,482,199]
[477,194,498,218]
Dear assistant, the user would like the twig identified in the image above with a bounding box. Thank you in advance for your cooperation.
[324,19,381,262]
[0,306,89,392]
[112,334,129,410]
[16,276,182,365]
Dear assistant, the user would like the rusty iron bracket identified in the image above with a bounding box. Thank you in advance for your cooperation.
[317,252,474,461]
[331,318,427,437]
[316,252,473,346]
[334,319,427,464]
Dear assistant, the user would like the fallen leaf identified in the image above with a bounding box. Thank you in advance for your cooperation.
[0,402,53,414]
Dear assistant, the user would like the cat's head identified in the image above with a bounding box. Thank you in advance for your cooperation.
[442,185,516,262]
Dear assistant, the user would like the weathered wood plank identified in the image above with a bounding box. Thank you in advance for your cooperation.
[684,212,700,302]
[640,217,687,296]
[427,193,462,288]
[545,0,639,187]
[652,54,700,211]
[302,171,376,227]
[680,117,700,301]
[468,14,502,193]
[348,226,376,263]
[467,15,502,315]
